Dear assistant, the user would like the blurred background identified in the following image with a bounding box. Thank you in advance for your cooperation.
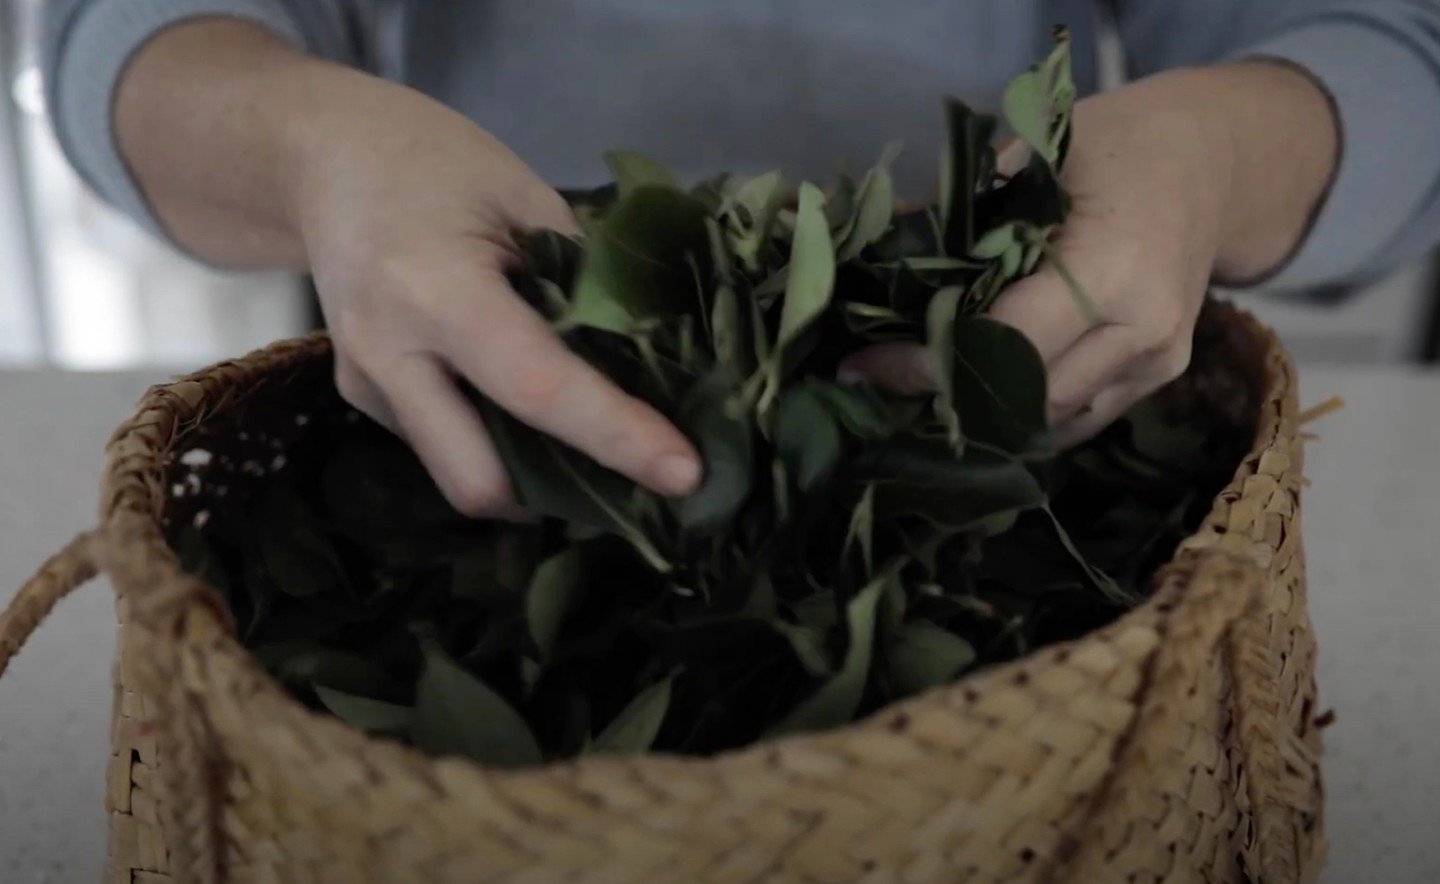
[0,0,307,370]
[0,0,1436,371]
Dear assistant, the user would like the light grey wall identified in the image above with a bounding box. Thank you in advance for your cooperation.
[0,4,45,364]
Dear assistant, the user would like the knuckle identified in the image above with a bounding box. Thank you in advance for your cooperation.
[369,248,460,320]
[1049,390,1090,419]
[1130,302,1185,357]
[1156,337,1193,382]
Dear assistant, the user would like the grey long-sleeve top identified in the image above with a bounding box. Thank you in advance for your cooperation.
[42,0,1440,291]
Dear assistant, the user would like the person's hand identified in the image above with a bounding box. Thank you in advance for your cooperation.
[842,63,1337,446]
[115,21,702,517]
[293,84,702,515]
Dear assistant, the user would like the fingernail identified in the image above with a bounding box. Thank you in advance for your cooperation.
[657,454,703,495]
[837,366,865,385]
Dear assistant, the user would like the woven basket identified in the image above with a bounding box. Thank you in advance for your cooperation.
[0,300,1324,883]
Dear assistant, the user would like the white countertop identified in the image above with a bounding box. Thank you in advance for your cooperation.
[1,366,1437,883]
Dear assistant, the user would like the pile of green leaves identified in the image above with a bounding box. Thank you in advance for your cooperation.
[173,31,1251,766]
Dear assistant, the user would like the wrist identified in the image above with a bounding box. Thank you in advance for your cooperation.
[1174,62,1339,284]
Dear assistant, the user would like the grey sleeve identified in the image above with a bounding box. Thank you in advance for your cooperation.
[1115,0,1440,290]
[42,0,382,240]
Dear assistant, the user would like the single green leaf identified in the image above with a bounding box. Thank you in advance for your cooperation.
[878,574,907,638]
[774,183,835,357]
[476,403,613,528]
[479,400,670,570]
[774,386,842,491]
[728,169,788,268]
[842,485,876,576]
[592,673,676,753]
[254,642,406,700]
[1002,70,1050,163]
[675,374,755,532]
[951,316,1049,451]
[901,256,983,272]
[1001,30,1074,168]
[886,621,976,694]
[411,631,543,766]
[604,149,679,196]
[710,283,744,370]
[857,446,1048,529]
[926,286,963,449]
[971,223,1018,260]
[767,571,891,737]
[999,242,1022,279]
[791,590,840,632]
[748,285,772,365]
[812,384,894,439]
[772,621,833,677]
[1040,29,1077,163]
[837,143,900,261]
[732,169,787,225]
[314,684,414,737]
[757,182,836,420]
[526,547,586,661]
[940,99,998,255]
[567,185,711,332]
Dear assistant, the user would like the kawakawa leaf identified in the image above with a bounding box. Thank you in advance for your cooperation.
[526,547,586,660]
[768,571,892,737]
[592,672,677,753]
[604,149,679,196]
[886,621,977,695]
[411,629,543,766]
[314,685,414,737]
[568,185,711,332]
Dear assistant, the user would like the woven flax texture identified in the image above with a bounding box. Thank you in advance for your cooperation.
[0,303,1324,883]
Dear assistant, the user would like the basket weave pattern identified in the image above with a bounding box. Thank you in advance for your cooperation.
[0,303,1324,883]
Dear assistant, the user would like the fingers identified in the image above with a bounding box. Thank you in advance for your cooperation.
[994,138,1029,178]
[333,354,397,430]
[375,354,521,517]
[1046,325,1193,448]
[1043,323,1148,425]
[1051,380,1149,449]
[436,269,703,497]
[511,183,581,237]
[837,342,937,395]
[987,268,1096,366]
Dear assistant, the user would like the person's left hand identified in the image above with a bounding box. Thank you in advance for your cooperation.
[841,63,1337,447]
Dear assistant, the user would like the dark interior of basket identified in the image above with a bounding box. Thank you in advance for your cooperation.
[158,302,1261,760]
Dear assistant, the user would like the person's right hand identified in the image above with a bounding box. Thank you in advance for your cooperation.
[286,82,702,516]
[115,21,701,517]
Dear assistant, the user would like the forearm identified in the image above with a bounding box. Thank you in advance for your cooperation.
[115,19,354,268]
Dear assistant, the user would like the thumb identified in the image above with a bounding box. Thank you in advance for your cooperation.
[995,137,1030,178]
[837,341,938,395]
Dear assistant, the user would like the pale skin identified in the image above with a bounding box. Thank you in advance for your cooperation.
[116,20,1336,514]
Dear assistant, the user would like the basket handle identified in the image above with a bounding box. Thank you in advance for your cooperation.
[1047,551,1303,883]
[0,531,101,679]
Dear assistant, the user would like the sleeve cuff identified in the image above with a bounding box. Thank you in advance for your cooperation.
[49,0,307,243]
[1236,18,1440,289]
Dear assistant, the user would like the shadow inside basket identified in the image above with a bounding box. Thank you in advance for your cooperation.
[158,301,1260,766]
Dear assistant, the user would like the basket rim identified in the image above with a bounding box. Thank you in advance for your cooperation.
[93,299,1299,775]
